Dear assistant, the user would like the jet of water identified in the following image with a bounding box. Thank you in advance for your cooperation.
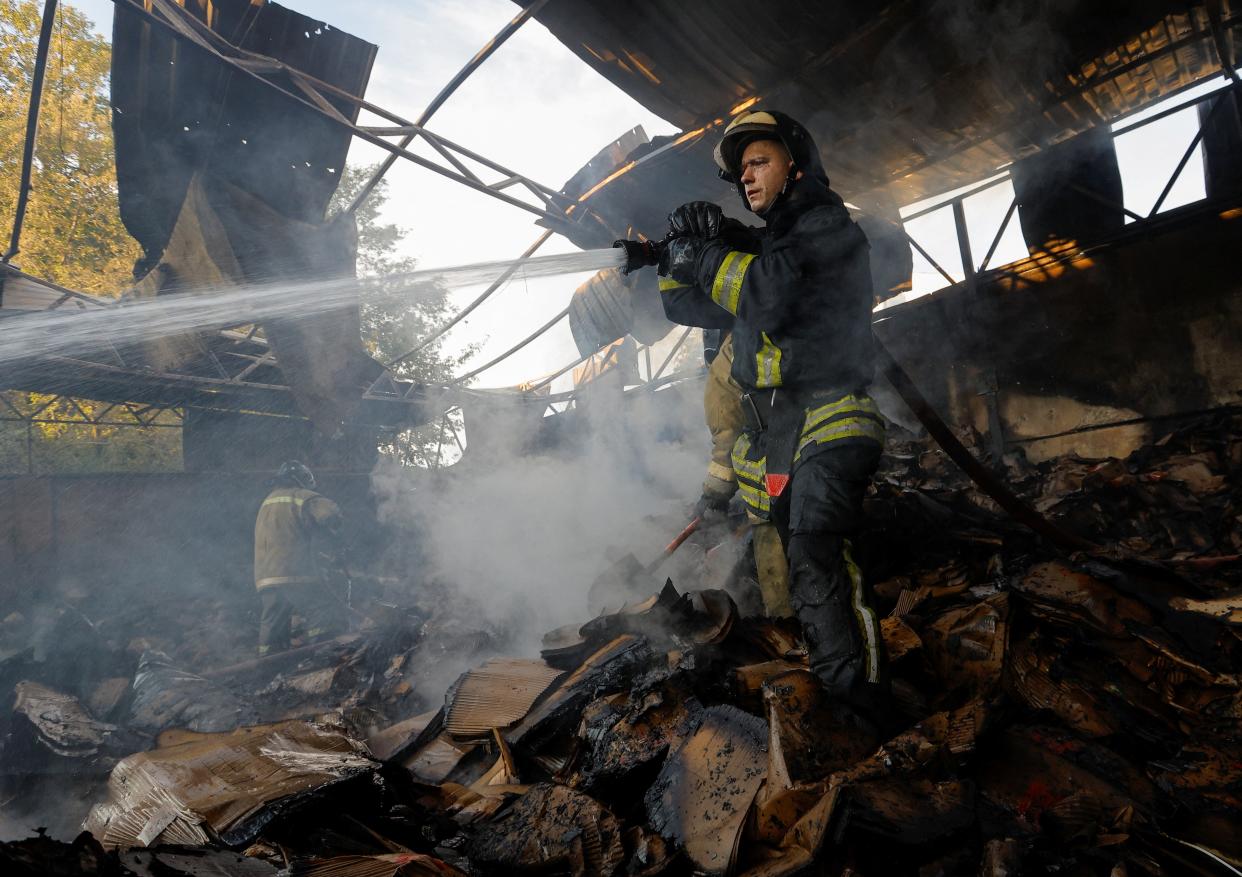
[0,248,626,368]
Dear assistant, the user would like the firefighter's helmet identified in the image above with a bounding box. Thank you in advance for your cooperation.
[275,460,316,490]
[713,110,811,183]
[713,110,816,214]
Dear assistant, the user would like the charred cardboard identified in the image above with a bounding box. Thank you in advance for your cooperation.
[85,719,379,849]
[846,777,975,845]
[442,658,564,741]
[920,593,1009,699]
[1013,563,1155,637]
[574,681,701,793]
[506,635,651,758]
[762,669,878,787]
[645,705,768,875]
[123,846,278,877]
[1007,632,1121,738]
[469,783,625,877]
[11,682,128,762]
[286,852,465,877]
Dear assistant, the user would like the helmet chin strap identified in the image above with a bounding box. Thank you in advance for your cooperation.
[751,165,799,217]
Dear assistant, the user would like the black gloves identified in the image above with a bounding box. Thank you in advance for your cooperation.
[693,491,733,525]
[658,234,706,285]
[669,201,724,240]
[694,491,730,516]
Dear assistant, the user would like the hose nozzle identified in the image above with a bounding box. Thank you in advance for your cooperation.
[613,237,666,275]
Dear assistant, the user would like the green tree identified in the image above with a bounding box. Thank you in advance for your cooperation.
[0,1,178,473]
[0,0,139,292]
[0,4,471,471]
[328,162,478,467]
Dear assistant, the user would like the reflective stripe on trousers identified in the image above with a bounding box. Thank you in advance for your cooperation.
[731,392,885,517]
[843,538,881,684]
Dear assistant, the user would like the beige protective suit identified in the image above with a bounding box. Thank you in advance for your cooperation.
[703,334,792,617]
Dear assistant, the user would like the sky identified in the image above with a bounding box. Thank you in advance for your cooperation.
[72,0,679,391]
[67,0,1226,388]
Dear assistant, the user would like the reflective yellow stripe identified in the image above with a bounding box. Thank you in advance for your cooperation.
[734,470,766,491]
[706,460,735,482]
[843,539,881,684]
[710,251,754,314]
[733,455,765,473]
[659,276,689,292]
[803,394,881,433]
[262,494,306,508]
[736,480,771,513]
[795,417,885,461]
[732,432,770,515]
[755,332,783,388]
[800,415,886,446]
[733,462,766,481]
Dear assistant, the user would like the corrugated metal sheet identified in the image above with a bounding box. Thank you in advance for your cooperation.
[0,272,105,312]
[444,658,565,740]
[568,268,672,356]
[572,336,638,389]
[111,0,376,262]
[523,0,1234,208]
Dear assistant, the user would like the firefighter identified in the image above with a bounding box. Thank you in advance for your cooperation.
[698,329,793,618]
[254,460,346,656]
[658,110,886,712]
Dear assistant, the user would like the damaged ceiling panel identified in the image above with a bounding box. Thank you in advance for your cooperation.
[111,0,376,262]
[106,0,386,435]
[521,0,1236,206]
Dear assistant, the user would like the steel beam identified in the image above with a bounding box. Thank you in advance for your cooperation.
[112,0,584,227]
[3,0,59,265]
[347,0,553,213]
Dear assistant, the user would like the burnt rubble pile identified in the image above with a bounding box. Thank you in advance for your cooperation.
[0,581,506,839]
[3,415,1241,876]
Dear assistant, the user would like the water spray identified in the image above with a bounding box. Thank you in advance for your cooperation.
[0,248,626,368]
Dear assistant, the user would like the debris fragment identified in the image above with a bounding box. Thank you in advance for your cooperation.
[644,705,768,875]
[85,720,378,849]
[10,408,1242,876]
[12,682,124,760]
[470,783,624,876]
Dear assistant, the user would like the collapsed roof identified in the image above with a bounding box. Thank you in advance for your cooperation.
[525,0,1237,210]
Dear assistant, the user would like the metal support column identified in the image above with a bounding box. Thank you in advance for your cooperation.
[3,0,59,267]
[953,200,1006,462]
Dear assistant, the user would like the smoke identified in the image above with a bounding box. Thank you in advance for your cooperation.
[369,375,708,686]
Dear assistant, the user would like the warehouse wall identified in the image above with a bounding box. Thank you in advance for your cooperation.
[875,201,1242,461]
[0,472,375,609]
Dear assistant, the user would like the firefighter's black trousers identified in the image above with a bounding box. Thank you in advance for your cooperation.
[773,442,888,710]
[258,583,344,656]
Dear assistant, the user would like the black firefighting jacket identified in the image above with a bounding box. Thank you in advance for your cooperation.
[659,153,875,397]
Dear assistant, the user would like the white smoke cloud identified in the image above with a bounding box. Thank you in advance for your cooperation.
[371,378,707,662]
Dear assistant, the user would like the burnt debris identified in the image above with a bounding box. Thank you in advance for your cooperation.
[2,414,1241,875]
